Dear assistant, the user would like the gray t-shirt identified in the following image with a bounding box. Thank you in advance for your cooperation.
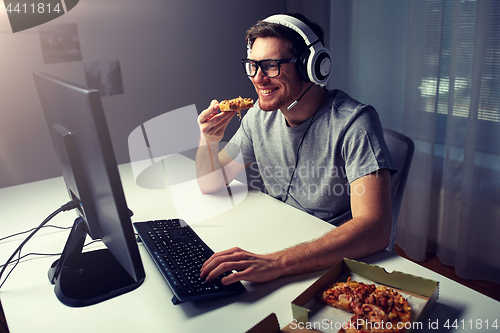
[225,89,396,226]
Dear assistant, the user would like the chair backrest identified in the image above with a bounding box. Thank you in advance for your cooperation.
[383,128,415,252]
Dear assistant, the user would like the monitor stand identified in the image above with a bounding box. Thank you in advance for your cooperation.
[48,217,143,307]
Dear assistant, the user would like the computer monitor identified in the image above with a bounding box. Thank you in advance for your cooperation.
[33,72,145,307]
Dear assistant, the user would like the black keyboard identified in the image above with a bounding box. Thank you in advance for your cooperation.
[133,219,246,304]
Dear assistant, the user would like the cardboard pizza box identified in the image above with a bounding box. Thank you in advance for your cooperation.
[246,313,283,333]
[290,258,439,333]
[245,312,323,333]
[246,313,319,333]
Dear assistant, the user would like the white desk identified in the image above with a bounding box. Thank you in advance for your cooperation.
[0,155,499,333]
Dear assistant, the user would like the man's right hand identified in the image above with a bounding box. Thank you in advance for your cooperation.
[198,100,236,144]
[196,100,243,193]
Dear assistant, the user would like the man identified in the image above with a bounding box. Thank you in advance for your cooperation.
[196,13,396,285]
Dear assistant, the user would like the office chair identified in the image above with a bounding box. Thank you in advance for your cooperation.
[383,128,415,253]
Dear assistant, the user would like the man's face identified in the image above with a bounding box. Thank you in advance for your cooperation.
[249,37,304,111]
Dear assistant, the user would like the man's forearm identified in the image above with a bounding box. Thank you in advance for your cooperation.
[195,136,227,193]
[274,216,391,277]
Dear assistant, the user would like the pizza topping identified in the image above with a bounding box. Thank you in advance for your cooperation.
[316,277,376,314]
[318,278,412,333]
[218,96,254,120]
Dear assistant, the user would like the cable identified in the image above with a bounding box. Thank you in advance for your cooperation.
[0,199,80,289]
[0,225,72,243]
[287,82,315,110]
[0,240,101,291]
[0,252,62,269]
[0,301,8,332]
[0,239,103,271]
[282,88,326,206]
[0,252,21,290]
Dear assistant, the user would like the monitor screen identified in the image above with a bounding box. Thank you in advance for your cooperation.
[33,71,145,307]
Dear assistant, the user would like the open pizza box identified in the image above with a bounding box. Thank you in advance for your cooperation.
[289,258,439,333]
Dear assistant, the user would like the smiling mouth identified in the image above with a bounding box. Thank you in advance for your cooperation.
[260,87,279,95]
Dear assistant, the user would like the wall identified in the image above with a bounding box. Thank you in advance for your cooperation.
[0,0,332,189]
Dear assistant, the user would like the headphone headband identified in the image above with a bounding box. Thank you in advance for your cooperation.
[263,14,319,48]
[260,14,331,86]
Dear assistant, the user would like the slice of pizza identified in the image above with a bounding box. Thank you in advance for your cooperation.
[365,286,412,330]
[316,277,376,313]
[218,96,254,119]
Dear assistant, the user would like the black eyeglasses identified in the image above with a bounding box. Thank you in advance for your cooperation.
[241,58,297,78]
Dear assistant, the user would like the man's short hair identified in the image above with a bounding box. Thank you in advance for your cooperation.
[245,13,325,58]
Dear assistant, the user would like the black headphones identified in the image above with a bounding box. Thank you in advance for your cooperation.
[261,14,332,86]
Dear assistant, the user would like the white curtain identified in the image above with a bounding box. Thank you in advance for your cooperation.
[342,0,500,283]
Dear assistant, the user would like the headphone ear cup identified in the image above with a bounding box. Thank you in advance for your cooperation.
[311,48,332,85]
[296,51,311,83]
